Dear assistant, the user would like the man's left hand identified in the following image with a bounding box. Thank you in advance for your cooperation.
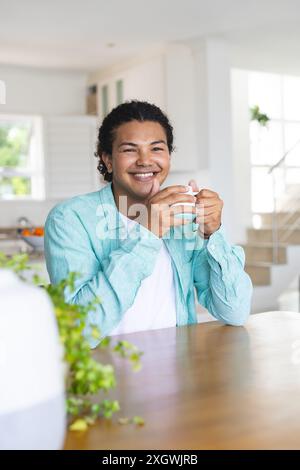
[189,180,223,238]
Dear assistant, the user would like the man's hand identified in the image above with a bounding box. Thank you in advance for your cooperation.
[189,179,223,239]
[142,181,196,238]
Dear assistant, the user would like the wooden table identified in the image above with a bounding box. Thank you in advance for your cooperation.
[65,311,300,450]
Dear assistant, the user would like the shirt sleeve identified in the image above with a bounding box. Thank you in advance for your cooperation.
[192,225,253,326]
[44,208,162,345]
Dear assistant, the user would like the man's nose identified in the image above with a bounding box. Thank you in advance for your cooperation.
[136,149,152,165]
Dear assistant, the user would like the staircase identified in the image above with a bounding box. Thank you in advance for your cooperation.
[243,212,300,287]
[243,123,300,312]
[241,129,300,313]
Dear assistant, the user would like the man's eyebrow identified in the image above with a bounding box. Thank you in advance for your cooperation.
[118,140,167,148]
[150,140,167,146]
[118,142,138,148]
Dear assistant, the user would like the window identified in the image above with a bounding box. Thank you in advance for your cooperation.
[101,85,109,118]
[0,80,5,104]
[249,72,300,213]
[0,115,44,200]
[116,79,124,105]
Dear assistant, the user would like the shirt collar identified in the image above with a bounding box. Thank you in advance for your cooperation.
[98,182,124,232]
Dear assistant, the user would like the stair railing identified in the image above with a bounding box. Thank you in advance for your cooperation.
[268,139,300,263]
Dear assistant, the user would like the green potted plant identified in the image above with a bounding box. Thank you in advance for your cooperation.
[250,105,270,127]
[0,252,143,435]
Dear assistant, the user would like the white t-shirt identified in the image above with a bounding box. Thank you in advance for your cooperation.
[110,214,177,336]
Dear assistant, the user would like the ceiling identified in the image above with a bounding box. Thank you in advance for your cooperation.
[1,0,300,71]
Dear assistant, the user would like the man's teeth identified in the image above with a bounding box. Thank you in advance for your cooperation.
[133,173,154,178]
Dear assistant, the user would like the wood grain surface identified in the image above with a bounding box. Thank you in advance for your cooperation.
[65,311,300,450]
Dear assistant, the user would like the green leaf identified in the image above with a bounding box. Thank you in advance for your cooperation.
[132,416,145,426]
[69,419,88,432]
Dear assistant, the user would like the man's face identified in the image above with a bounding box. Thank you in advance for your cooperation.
[104,120,171,201]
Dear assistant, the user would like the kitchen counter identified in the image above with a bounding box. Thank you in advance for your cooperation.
[0,228,48,281]
[0,227,43,258]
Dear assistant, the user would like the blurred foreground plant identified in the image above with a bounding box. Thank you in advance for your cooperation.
[0,252,143,430]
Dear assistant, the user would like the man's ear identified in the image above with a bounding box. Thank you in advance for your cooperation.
[102,153,113,173]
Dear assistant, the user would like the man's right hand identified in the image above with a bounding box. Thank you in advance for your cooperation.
[142,181,196,238]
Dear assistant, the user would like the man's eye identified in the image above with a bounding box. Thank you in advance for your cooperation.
[123,148,135,152]
[152,147,163,152]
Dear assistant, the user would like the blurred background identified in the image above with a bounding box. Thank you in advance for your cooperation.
[0,0,300,316]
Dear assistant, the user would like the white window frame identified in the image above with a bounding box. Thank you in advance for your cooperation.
[0,114,45,200]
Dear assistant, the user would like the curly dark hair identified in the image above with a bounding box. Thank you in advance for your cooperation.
[94,100,174,182]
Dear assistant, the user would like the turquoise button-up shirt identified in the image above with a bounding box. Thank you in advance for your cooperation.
[44,183,253,347]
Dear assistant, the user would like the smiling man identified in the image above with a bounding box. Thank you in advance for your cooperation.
[45,100,252,345]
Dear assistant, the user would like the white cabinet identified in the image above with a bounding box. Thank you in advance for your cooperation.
[97,56,165,120]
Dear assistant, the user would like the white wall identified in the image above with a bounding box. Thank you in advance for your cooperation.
[230,42,300,78]
[123,56,165,109]
[231,69,252,244]
[0,65,88,227]
[193,42,209,170]
[0,200,61,228]
[164,44,199,172]
[0,64,87,115]
[205,39,237,242]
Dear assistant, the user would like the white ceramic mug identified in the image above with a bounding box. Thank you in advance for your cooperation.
[172,185,198,207]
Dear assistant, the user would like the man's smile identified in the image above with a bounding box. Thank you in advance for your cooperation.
[128,170,160,183]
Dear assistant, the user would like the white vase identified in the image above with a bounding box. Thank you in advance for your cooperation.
[0,269,66,449]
